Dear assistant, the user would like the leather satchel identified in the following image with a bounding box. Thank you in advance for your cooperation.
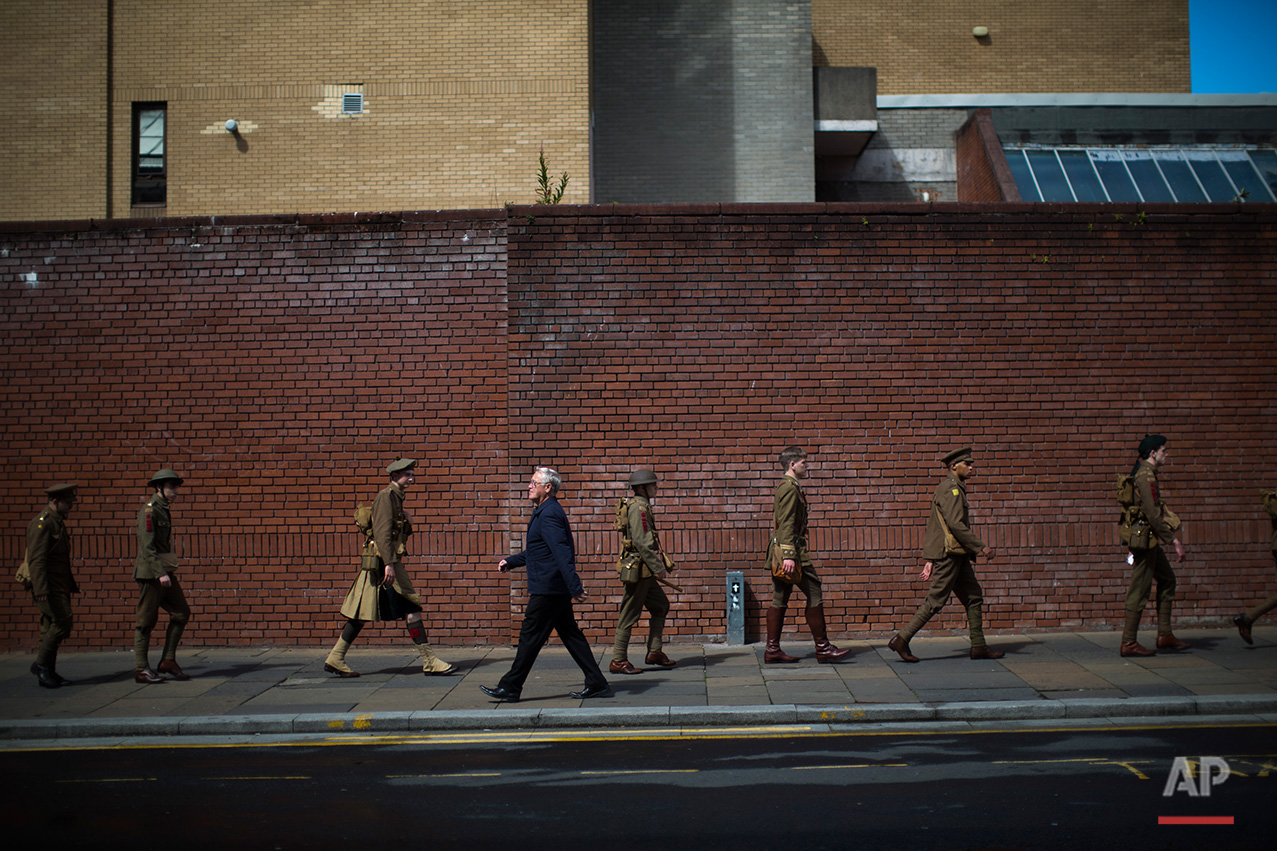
[934,507,967,556]
[767,537,802,585]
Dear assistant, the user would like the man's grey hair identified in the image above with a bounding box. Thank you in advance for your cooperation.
[533,466,561,495]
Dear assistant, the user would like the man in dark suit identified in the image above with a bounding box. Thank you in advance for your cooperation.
[481,467,611,702]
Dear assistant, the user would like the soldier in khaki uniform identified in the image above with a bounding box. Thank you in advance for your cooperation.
[133,468,193,683]
[764,446,851,664]
[609,468,676,674]
[24,483,80,688]
[1119,434,1189,657]
[324,458,456,677]
[887,447,1004,663]
[1234,484,1277,644]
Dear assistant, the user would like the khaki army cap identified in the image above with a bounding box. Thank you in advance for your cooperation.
[44,483,79,500]
[387,458,416,476]
[148,468,185,487]
[941,447,973,466]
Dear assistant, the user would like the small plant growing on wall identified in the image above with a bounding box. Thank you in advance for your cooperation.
[536,146,569,205]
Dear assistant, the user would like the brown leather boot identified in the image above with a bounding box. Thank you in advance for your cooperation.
[763,607,799,663]
[887,634,919,663]
[969,645,1005,660]
[1155,633,1190,651]
[806,606,852,663]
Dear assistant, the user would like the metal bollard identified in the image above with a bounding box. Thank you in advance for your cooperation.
[726,570,745,645]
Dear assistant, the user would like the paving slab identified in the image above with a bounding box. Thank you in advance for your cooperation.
[0,627,1273,740]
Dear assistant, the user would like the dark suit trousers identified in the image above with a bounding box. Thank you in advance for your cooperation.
[498,594,606,693]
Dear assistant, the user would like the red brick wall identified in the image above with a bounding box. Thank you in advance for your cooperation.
[955,109,1021,203]
[3,203,1275,652]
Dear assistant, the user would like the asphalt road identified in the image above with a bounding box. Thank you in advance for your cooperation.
[7,722,1271,850]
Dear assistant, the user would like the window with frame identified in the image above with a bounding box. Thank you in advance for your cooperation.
[132,103,167,205]
[1005,146,1277,204]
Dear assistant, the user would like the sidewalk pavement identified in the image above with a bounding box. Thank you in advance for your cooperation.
[2,627,1274,743]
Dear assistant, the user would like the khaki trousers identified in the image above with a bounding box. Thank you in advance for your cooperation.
[611,575,670,662]
[134,576,192,669]
[900,555,988,647]
[1123,545,1176,638]
[770,558,823,608]
[35,592,74,668]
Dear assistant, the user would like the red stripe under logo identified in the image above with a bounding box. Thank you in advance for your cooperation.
[1158,816,1234,825]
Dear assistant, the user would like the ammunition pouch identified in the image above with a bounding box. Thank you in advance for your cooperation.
[1120,506,1154,550]
[617,553,649,584]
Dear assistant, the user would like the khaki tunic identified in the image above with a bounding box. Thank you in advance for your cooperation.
[612,495,671,660]
[134,495,175,580]
[922,473,985,561]
[340,482,420,620]
[1124,460,1178,613]
[1134,461,1176,547]
[621,495,667,578]
[27,506,77,667]
[27,508,77,598]
[771,474,810,565]
[769,474,822,607]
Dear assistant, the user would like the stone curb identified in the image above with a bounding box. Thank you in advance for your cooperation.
[3,694,1275,742]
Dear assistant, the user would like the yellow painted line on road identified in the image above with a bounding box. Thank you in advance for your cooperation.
[993,757,1120,765]
[789,763,908,770]
[579,769,700,776]
[1112,761,1151,780]
[205,775,312,781]
[993,756,1157,779]
[331,725,821,747]
[8,720,1274,753]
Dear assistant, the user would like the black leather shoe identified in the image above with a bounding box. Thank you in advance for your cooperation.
[31,663,60,689]
[569,683,613,700]
[1233,614,1254,645]
[480,685,520,702]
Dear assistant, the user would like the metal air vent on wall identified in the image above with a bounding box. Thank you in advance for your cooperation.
[342,93,364,115]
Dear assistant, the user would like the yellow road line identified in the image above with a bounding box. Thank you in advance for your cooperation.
[9,721,1274,753]
[204,775,312,781]
[790,763,908,770]
[579,769,700,776]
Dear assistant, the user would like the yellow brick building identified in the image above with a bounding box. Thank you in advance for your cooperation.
[3,0,590,220]
[812,0,1190,94]
[2,1,1197,219]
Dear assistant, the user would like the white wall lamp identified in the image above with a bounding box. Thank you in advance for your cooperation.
[224,119,239,133]
[972,26,990,38]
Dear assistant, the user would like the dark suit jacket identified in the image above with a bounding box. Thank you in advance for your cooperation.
[506,496,582,596]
